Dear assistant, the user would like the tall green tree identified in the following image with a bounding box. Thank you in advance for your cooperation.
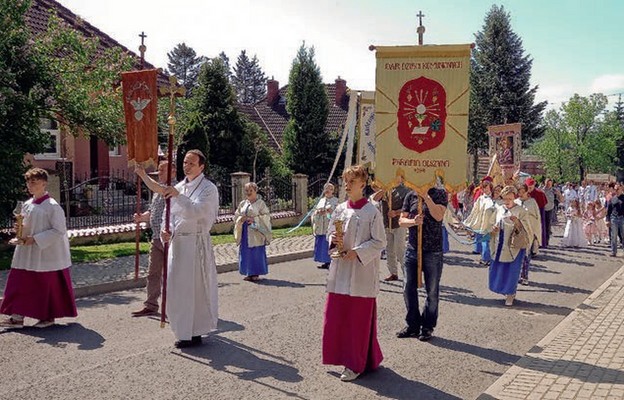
[530,93,623,182]
[0,1,133,222]
[282,44,332,176]
[232,50,267,104]
[468,5,547,180]
[166,43,206,97]
[218,51,232,83]
[178,58,272,182]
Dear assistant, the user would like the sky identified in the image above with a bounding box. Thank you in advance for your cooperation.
[57,0,624,109]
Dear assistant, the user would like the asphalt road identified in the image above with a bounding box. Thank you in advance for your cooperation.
[0,230,621,400]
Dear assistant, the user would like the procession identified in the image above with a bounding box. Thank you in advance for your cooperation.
[2,0,624,399]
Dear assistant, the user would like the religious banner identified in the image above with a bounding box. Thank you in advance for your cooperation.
[488,122,521,178]
[357,91,376,167]
[373,44,471,194]
[122,69,159,168]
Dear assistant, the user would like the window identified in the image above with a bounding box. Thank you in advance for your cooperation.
[34,118,61,159]
[109,145,121,156]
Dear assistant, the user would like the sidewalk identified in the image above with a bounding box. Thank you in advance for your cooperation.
[0,235,314,299]
[479,264,624,400]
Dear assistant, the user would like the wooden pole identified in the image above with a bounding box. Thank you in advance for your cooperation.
[159,76,186,328]
[418,196,423,288]
[134,32,148,282]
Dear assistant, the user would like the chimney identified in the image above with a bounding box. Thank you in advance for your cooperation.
[335,76,347,107]
[267,78,279,106]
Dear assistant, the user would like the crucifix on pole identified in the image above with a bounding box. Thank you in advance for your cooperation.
[139,31,147,69]
[157,76,186,328]
[417,11,426,45]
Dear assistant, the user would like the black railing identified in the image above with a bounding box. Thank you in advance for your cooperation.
[62,170,150,229]
[256,173,295,213]
[215,181,233,215]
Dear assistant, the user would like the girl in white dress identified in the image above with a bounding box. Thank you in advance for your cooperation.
[562,200,586,248]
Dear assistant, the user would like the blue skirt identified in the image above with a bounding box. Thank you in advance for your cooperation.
[489,230,525,295]
[239,223,268,276]
[314,234,331,263]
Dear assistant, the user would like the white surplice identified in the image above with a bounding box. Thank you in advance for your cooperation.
[516,197,542,248]
[464,194,497,234]
[164,175,219,340]
[11,196,71,272]
[312,196,339,236]
[326,202,386,298]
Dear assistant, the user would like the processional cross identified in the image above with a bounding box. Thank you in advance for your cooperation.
[417,11,425,45]
[138,31,147,67]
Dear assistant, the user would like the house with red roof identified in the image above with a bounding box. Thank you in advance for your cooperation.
[238,77,352,154]
[24,0,167,184]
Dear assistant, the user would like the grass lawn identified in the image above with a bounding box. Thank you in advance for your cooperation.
[0,225,312,270]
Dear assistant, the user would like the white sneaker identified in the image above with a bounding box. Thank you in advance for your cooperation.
[33,319,55,328]
[340,367,360,382]
[505,294,515,306]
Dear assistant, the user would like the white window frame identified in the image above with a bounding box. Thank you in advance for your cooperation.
[109,145,121,157]
[34,119,61,160]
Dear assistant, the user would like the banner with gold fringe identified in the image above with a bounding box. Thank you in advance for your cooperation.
[122,69,159,168]
[373,44,471,194]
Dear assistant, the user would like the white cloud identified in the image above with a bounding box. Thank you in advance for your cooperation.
[589,74,624,95]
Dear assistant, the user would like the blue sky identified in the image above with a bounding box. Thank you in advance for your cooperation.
[57,0,624,108]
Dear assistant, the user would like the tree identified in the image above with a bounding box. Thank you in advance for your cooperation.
[178,58,272,182]
[218,51,232,83]
[282,44,332,176]
[0,1,133,222]
[232,50,267,104]
[166,43,206,97]
[468,5,547,180]
[530,93,622,182]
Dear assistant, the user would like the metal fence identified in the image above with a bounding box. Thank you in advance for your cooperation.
[61,170,150,229]
[215,181,233,215]
[256,172,295,213]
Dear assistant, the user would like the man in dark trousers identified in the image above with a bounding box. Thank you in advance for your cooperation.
[607,184,624,257]
[396,185,447,341]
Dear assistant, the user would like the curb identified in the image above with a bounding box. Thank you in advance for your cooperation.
[72,249,314,299]
[477,263,624,400]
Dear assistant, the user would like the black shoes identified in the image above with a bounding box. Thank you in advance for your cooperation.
[396,327,420,338]
[174,336,202,348]
[419,329,433,341]
[396,327,434,341]
[317,263,330,269]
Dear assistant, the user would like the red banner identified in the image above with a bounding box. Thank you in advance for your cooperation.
[122,69,158,167]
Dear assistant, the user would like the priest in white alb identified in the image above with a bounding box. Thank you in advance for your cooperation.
[136,149,219,349]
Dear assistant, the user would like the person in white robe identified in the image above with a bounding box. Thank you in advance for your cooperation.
[311,183,338,269]
[488,186,531,306]
[234,182,272,281]
[323,165,386,382]
[136,149,218,349]
[516,183,541,285]
[0,168,76,329]
[464,179,497,265]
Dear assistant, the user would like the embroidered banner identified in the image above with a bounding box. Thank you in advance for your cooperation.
[373,45,471,194]
[121,69,159,168]
[357,91,376,167]
[488,122,522,178]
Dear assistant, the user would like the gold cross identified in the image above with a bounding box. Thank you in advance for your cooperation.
[160,76,186,130]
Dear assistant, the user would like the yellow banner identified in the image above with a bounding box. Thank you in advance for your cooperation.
[374,44,471,194]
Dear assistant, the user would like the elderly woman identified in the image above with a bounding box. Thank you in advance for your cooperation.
[489,186,530,306]
[312,183,339,269]
[234,182,272,282]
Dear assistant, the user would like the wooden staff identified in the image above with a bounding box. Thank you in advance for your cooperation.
[159,76,185,328]
[134,33,148,281]
[418,195,423,288]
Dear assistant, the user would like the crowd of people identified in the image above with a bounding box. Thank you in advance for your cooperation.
[2,157,622,383]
